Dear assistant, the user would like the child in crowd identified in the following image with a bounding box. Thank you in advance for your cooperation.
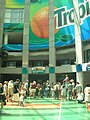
[19,86,26,106]
[19,94,25,106]
[77,90,84,103]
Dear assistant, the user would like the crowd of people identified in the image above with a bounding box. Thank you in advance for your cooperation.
[0,75,90,113]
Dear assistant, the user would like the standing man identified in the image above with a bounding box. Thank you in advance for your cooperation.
[67,81,73,100]
[12,79,20,105]
[0,83,6,114]
[8,80,13,102]
[24,80,29,98]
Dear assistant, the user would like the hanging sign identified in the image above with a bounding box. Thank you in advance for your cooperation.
[32,66,45,74]
[86,64,90,71]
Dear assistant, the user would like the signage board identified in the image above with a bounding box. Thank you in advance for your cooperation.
[32,66,45,74]
[86,64,90,71]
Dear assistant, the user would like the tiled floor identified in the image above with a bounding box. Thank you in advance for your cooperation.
[0,98,90,120]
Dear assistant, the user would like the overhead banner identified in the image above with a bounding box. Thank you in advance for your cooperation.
[4,0,90,50]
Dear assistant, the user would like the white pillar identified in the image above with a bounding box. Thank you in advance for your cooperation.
[0,0,6,82]
[22,0,30,82]
[0,0,6,47]
[72,0,84,88]
[49,0,56,84]
[4,34,8,44]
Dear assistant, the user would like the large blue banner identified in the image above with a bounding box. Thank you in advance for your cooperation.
[3,0,90,50]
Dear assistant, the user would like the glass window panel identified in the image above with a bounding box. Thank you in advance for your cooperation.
[4,18,10,23]
[61,59,70,65]
[5,8,24,23]
[5,12,11,18]
[11,18,19,23]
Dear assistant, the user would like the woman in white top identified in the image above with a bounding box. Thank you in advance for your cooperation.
[60,82,67,101]
[84,84,90,109]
